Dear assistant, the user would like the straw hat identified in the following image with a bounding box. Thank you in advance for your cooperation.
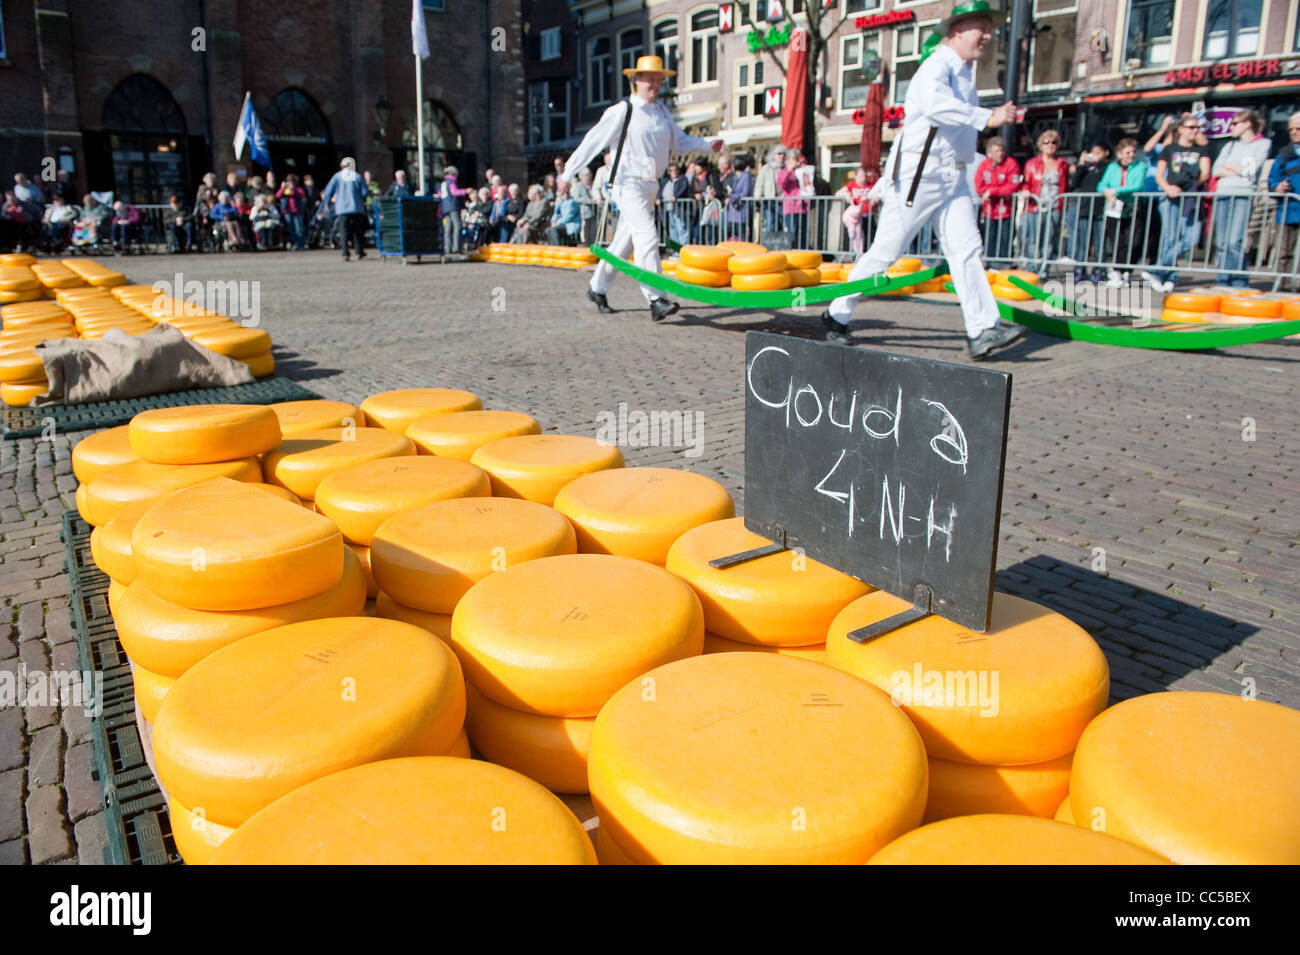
[622,54,676,79]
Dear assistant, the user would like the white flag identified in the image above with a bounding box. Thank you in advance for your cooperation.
[412,0,430,59]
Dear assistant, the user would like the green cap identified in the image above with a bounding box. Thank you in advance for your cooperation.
[938,0,1008,35]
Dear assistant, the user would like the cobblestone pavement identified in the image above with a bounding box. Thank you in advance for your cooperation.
[2,250,1296,863]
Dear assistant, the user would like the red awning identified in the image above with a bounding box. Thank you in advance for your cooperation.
[859,80,884,177]
[1084,77,1300,104]
[781,28,809,153]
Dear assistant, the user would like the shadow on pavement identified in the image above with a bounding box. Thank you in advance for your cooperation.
[270,347,341,382]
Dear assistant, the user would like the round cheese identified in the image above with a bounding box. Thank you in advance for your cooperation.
[375,591,453,641]
[191,327,272,359]
[0,349,46,383]
[350,543,378,598]
[784,267,821,287]
[827,591,1109,765]
[590,653,928,864]
[72,426,137,484]
[716,241,767,255]
[1055,795,1074,824]
[731,271,791,290]
[1070,691,1300,864]
[78,457,263,526]
[673,263,731,287]
[90,499,156,584]
[170,796,233,866]
[108,579,126,617]
[451,554,703,716]
[727,251,788,274]
[924,752,1073,823]
[784,250,823,269]
[596,826,638,865]
[465,684,593,793]
[702,631,826,663]
[1,380,45,406]
[313,456,491,545]
[268,400,362,436]
[371,497,576,613]
[553,467,734,565]
[867,815,1169,865]
[131,477,344,611]
[678,245,734,270]
[666,517,872,646]
[469,434,623,505]
[128,404,282,464]
[1164,291,1221,312]
[405,410,541,460]
[210,757,595,864]
[359,388,482,433]
[115,545,366,677]
[154,617,466,828]
[237,352,275,378]
[132,663,175,723]
[261,427,415,499]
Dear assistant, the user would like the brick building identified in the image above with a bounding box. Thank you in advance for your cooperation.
[0,0,526,204]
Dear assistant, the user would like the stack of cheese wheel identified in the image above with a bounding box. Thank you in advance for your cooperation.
[728,249,792,291]
[404,409,540,459]
[0,303,77,406]
[470,433,624,506]
[876,256,924,296]
[783,250,824,288]
[261,425,416,503]
[826,591,1109,824]
[1218,292,1300,324]
[914,271,954,293]
[154,616,468,864]
[30,261,87,291]
[0,265,42,305]
[553,467,734,565]
[666,517,871,663]
[589,653,928,863]
[370,496,576,644]
[60,257,126,288]
[818,261,846,283]
[867,814,1168,864]
[0,253,36,267]
[452,553,703,795]
[675,245,735,287]
[360,387,482,433]
[988,268,1039,302]
[210,757,595,864]
[1160,288,1222,324]
[481,244,594,269]
[61,287,155,340]
[1065,691,1300,863]
[314,456,492,599]
[661,257,678,275]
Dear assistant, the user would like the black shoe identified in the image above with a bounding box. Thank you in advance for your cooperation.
[357,252,367,260]
[342,254,350,261]
[821,311,853,345]
[968,324,1027,360]
[649,298,679,322]
[586,289,613,314]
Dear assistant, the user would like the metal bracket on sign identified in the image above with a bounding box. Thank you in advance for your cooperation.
[847,584,933,643]
[708,525,788,569]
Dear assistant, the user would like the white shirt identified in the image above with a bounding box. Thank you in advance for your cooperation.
[895,43,993,167]
[560,93,714,186]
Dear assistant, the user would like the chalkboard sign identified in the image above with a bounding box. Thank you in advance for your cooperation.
[742,332,1011,632]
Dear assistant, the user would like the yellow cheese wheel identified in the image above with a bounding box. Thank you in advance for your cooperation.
[1164,291,1220,312]
[0,253,36,266]
[867,815,1169,865]
[191,326,273,359]
[817,262,844,282]
[71,426,137,484]
[1070,692,1300,864]
[1283,300,1300,320]
[0,289,42,305]
[1,311,71,329]
[1055,795,1075,824]
[826,591,1109,765]
[0,268,39,292]
[469,434,623,505]
[1160,308,1213,324]
[371,497,576,613]
[596,826,638,865]
[170,795,234,866]
[155,617,466,828]
[78,457,263,526]
[590,653,928,864]
[1,381,46,406]
[991,282,1033,301]
[666,517,872,646]
[451,554,703,716]
[727,251,787,274]
[785,267,821,287]
[350,543,378,598]
[889,257,923,273]
[210,757,595,864]
[702,631,826,662]
[115,545,366,678]
[914,277,952,293]
[107,579,126,617]
[678,245,734,270]
[465,684,593,793]
[405,409,541,460]
[375,591,453,641]
[90,499,155,585]
[730,271,790,291]
[552,467,734,565]
[673,263,732,287]
[314,456,491,545]
[660,259,677,274]
[237,351,275,378]
[716,240,767,255]
[262,427,416,499]
[131,477,343,611]
[359,388,482,432]
[0,348,45,383]
[128,404,282,465]
[132,663,175,723]
[1221,295,1283,319]
[924,752,1073,823]
[782,250,822,269]
[269,399,362,436]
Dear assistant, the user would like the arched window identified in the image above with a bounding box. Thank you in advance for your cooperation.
[402,100,465,186]
[101,74,188,205]
[688,8,719,86]
[618,27,644,74]
[653,18,680,92]
[589,36,613,106]
[261,88,332,145]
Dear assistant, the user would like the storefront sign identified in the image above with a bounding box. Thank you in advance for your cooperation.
[1199,107,1241,139]
[1164,57,1284,85]
[854,9,915,30]
[763,87,783,118]
[747,22,792,53]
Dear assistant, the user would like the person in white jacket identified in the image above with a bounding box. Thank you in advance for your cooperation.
[824,1,1026,360]
[559,55,722,322]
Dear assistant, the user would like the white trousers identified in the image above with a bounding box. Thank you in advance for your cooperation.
[829,158,999,339]
[590,180,663,305]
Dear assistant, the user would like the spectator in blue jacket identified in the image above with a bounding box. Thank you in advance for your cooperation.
[321,156,368,260]
[1268,111,1300,290]
[546,179,582,245]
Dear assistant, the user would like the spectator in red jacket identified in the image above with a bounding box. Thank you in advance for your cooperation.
[974,137,1020,261]
[1018,130,1071,276]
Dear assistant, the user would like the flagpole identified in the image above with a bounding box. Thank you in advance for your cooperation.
[415,56,426,196]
